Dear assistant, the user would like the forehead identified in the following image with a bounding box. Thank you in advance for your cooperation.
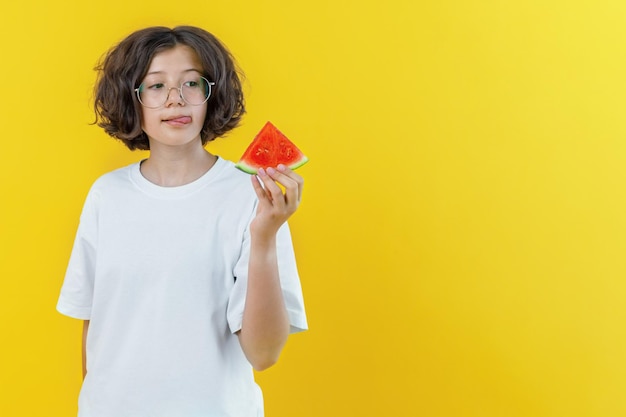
[145,44,203,76]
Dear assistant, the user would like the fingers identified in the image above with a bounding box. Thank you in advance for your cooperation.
[255,165,303,209]
[250,173,269,201]
[276,165,304,204]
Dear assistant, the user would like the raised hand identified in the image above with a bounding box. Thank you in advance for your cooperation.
[249,164,304,239]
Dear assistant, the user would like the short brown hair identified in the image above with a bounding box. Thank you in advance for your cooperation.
[93,26,246,150]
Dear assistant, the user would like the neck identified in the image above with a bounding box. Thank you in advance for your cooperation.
[140,143,217,187]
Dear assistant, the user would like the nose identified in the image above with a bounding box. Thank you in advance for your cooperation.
[165,87,184,106]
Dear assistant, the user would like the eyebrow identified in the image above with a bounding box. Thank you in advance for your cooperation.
[144,68,202,76]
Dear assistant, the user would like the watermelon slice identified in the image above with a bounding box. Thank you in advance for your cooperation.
[235,122,308,174]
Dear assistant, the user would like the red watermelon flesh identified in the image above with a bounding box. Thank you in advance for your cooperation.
[235,122,308,174]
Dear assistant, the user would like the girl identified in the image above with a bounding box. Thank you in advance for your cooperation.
[57,26,307,417]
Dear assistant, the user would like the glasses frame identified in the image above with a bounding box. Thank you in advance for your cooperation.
[134,76,215,108]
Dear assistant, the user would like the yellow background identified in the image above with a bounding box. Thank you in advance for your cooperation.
[1,1,626,416]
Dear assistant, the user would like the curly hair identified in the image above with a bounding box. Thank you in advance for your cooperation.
[93,26,246,150]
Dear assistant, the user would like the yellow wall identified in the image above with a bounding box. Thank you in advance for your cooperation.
[1,1,626,416]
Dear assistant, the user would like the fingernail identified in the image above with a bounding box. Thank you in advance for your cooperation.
[267,167,276,175]
[277,164,286,171]
[258,168,266,176]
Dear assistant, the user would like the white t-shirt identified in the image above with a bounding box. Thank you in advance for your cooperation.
[57,157,308,417]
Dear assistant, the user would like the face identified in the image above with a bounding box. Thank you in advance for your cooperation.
[139,45,208,150]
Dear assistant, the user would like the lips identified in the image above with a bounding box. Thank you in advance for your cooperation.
[164,116,192,125]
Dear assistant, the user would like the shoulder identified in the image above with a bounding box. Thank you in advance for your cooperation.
[92,163,136,188]
[84,163,139,203]
[213,157,256,194]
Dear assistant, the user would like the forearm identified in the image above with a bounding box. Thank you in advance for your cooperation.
[238,234,290,371]
[82,320,89,379]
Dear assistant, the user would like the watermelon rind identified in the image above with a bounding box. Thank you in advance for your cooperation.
[235,161,259,175]
[287,155,309,171]
[235,155,308,175]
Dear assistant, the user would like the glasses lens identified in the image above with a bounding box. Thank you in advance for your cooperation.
[136,82,165,109]
[181,76,211,106]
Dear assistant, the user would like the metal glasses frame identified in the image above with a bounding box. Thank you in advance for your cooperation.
[134,76,215,108]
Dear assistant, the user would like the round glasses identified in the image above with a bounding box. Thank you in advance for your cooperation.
[134,76,215,108]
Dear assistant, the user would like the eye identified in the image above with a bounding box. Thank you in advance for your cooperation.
[147,82,165,90]
[183,80,200,88]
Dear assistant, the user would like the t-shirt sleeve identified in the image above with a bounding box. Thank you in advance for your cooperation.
[227,221,308,334]
[56,189,98,320]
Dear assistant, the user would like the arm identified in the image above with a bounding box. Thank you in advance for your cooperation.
[237,165,304,371]
[82,320,89,379]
